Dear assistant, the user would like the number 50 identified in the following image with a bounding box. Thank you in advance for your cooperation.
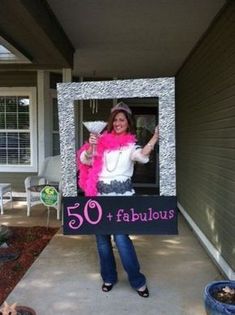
[66,199,103,230]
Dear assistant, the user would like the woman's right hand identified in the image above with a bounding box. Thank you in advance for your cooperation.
[88,133,99,145]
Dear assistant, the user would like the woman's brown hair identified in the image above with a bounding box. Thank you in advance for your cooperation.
[106,110,136,134]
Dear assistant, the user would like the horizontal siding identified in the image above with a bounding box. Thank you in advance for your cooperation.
[0,71,37,86]
[0,172,36,192]
[176,2,235,270]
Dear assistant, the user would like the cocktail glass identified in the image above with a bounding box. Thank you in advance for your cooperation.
[82,121,107,157]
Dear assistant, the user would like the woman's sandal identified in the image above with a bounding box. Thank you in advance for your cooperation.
[136,286,149,298]
[102,283,113,292]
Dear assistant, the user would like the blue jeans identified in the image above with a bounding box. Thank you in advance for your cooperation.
[95,234,146,289]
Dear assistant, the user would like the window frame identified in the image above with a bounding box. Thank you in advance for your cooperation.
[0,87,37,172]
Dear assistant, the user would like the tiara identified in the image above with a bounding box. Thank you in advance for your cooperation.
[111,102,132,114]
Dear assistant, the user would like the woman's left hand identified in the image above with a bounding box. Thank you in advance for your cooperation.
[141,125,159,156]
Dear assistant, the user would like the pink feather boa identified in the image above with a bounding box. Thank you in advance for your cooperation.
[77,132,136,196]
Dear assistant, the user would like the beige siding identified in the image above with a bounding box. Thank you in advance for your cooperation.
[176,2,235,270]
[0,71,37,86]
[0,172,36,192]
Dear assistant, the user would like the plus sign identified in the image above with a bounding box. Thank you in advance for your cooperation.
[107,212,113,221]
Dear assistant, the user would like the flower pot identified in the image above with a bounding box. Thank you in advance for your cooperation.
[16,305,36,315]
[204,280,235,315]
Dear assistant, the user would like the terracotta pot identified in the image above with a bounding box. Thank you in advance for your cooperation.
[16,305,36,315]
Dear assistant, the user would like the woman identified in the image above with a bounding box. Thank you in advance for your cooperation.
[77,102,159,297]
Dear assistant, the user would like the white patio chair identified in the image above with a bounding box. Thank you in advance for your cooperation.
[24,155,61,220]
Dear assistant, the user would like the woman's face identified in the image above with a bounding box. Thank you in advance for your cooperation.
[112,112,129,135]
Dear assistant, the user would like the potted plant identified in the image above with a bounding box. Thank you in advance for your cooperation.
[204,280,235,315]
[0,302,36,315]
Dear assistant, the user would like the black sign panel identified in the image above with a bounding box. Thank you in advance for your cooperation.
[63,196,178,235]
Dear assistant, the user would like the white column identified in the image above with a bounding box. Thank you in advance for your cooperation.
[62,68,72,82]
[37,70,51,171]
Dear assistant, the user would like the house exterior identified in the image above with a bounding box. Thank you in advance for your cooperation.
[0,0,234,279]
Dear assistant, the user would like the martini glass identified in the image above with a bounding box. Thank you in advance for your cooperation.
[83,121,107,157]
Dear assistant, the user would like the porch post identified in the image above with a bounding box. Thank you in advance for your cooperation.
[62,68,72,82]
[37,70,51,171]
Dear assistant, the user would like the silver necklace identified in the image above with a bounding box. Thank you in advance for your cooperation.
[105,148,122,172]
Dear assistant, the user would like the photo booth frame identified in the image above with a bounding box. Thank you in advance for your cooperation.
[57,78,176,197]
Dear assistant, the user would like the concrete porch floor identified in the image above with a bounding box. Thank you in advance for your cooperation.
[0,201,223,315]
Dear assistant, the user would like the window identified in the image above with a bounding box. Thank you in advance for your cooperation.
[0,88,37,172]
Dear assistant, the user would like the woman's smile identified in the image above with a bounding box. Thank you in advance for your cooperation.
[113,112,128,135]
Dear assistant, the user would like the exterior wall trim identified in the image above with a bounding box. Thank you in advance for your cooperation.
[37,70,51,169]
[178,202,235,280]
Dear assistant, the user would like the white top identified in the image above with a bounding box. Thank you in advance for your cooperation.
[80,144,149,195]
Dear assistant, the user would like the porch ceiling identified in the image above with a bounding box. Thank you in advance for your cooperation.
[0,0,74,69]
[48,0,226,78]
[0,0,226,78]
